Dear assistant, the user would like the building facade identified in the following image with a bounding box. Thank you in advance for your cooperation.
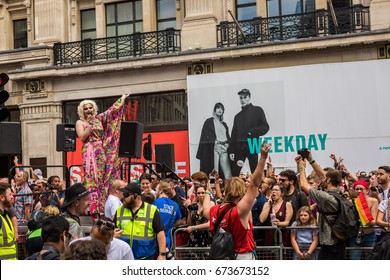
[0,0,389,178]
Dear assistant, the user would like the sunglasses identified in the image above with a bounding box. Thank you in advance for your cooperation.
[83,107,93,111]
[123,192,135,198]
[95,219,115,230]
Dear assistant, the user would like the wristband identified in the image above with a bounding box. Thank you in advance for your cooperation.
[192,226,196,231]
[309,159,315,164]
[205,191,211,196]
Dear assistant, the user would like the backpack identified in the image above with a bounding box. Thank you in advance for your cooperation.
[366,233,390,260]
[209,204,236,260]
[319,192,359,241]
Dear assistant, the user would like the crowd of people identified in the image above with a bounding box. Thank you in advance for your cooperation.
[1,145,389,261]
[0,94,388,260]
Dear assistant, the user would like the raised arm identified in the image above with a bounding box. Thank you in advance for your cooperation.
[237,142,271,219]
[307,151,326,179]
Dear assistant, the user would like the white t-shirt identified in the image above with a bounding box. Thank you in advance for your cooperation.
[71,236,134,260]
[104,195,122,219]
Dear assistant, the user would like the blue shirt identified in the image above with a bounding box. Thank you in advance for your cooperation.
[154,197,182,248]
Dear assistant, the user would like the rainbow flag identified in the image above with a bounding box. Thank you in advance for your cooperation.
[354,192,374,226]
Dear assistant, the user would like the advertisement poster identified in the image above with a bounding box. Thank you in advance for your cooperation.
[188,59,390,177]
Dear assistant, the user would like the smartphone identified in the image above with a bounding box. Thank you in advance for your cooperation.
[210,178,215,184]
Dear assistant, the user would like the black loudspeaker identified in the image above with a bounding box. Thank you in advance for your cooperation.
[119,121,144,158]
[155,143,175,171]
[0,122,21,155]
[56,124,76,152]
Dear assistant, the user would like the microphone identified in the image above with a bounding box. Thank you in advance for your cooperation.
[87,112,93,115]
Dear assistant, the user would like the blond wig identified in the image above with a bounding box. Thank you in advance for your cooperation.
[77,100,98,121]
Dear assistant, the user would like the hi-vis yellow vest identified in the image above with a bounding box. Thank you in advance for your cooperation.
[116,202,157,259]
[0,213,17,260]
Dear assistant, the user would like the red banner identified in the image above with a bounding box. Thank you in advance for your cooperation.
[67,130,190,183]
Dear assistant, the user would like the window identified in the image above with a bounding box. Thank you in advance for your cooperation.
[81,9,96,40]
[156,0,176,30]
[63,91,187,132]
[106,1,143,37]
[236,0,257,21]
[268,0,315,17]
[13,19,27,49]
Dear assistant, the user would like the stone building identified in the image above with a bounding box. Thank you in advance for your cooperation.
[0,0,389,179]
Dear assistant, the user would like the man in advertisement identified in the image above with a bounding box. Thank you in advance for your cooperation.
[229,88,270,176]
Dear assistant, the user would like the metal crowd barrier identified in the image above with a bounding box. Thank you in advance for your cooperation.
[17,224,377,260]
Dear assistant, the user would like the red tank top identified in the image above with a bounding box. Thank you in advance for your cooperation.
[210,203,255,253]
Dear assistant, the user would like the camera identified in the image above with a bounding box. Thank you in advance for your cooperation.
[297,148,310,159]
[187,203,198,211]
[370,186,383,193]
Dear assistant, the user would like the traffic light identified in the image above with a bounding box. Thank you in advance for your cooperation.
[0,73,9,122]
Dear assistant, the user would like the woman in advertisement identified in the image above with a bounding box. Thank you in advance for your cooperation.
[196,102,232,179]
[76,93,129,214]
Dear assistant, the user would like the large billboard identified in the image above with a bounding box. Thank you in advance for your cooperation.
[188,59,390,177]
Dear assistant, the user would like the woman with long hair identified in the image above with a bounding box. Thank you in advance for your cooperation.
[76,93,129,214]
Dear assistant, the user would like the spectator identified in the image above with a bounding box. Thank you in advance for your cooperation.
[260,184,293,247]
[205,142,271,260]
[290,206,319,260]
[61,183,91,241]
[26,210,46,256]
[31,183,48,212]
[154,182,184,250]
[151,174,161,192]
[261,176,276,200]
[185,182,215,247]
[115,182,166,260]
[47,175,65,208]
[26,215,70,260]
[376,197,390,236]
[14,170,33,225]
[298,154,346,260]
[25,206,61,257]
[71,217,134,260]
[279,169,309,226]
[104,179,125,220]
[0,182,17,260]
[376,166,390,203]
[140,173,156,201]
[349,180,378,260]
[63,239,107,260]
[251,179,268,246]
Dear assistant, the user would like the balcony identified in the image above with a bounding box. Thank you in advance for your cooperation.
[217,5,370,48]
[53,28,181,66]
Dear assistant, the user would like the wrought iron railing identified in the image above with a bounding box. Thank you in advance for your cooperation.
[53,28,181,66]
[217,5,370,48]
